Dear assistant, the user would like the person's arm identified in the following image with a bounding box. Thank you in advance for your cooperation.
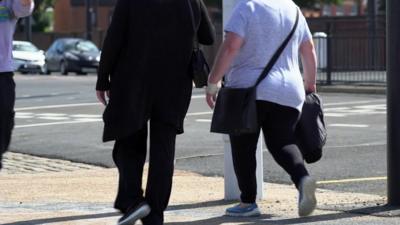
[300,39,317,93]
[197,0,215,45]
[12,0,34,18]
[206,32,244,109]
[96,0,129,105]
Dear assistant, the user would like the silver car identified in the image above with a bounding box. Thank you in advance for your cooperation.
[13,41,46,74]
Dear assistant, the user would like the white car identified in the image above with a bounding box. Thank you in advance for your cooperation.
[13,41,46,74]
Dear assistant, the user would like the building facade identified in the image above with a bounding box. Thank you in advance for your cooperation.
[54,0,115,34]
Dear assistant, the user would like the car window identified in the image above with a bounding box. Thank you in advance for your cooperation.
[63,41,76,51]
[76,41,99,52]
[13,42,39,52]
[47,42,56,52]
[56,41,64,52]
[64,40,99,52]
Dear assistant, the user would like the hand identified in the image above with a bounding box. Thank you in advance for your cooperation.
[96,90,110,106]
[19,0,32,6]
[206,93,217,109]
[205,82,219,109]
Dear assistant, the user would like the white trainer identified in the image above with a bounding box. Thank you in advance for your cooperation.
[298,176,317,217]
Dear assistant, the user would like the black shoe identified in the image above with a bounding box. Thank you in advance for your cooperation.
[117,202,151,225]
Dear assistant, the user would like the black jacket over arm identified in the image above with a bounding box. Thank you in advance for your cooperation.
[96,0,215,142]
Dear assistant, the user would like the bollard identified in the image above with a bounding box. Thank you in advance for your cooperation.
[223,135,240,200]
[223,134,264,201]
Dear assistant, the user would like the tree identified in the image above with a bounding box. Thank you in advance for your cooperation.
[32,0,55,32]
[377,0,386,14]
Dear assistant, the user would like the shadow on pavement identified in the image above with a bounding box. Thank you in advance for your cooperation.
[167,199,235,211]
[3,205,398,225]
[1,212,120,225]
[166,205,398,225]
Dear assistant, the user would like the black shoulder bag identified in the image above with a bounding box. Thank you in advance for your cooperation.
[210,10,299,135]
[188,0,210,88]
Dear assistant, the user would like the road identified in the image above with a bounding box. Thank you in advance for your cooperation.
[10,73,387,197]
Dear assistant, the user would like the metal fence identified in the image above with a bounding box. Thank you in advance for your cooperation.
[312,33,386,85]
[307,15,387,85]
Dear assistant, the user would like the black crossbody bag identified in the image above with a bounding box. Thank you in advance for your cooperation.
[187,0,210,88]
[210,10,299,135]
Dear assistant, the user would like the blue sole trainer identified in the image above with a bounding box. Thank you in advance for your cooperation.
[225,203,261,217]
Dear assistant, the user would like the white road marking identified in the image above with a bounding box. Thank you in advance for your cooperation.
[191,95,205,99]
[318,176,386,185]
[70,114,102,118]
[186,111,213,116]
[37,116,70,121]
[15,115,34,119]
[15,120,100,129]
[15,112,34,115]
[196,119,212,123]
[15,111,103,127]
[36,113,67,117]
[324,107,351,111]
[324,104,386,117]
[327,142,385,149]
[13,99,386,129]
[15,94,207,111]
[355,104,386,109]
[324,113,346,117]
[15,103,101,111]
[324,99,385,106]
[74,118,102,122]
[329,124,369,128]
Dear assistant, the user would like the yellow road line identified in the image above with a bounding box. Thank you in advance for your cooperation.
[317,176,387,185]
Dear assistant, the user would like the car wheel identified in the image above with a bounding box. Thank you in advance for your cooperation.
[76,71,87,75]
[42,64,51,75]
[60,61,68,75]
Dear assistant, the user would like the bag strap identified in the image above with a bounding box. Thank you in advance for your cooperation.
[187,0,200,50]
[253,9,300,88]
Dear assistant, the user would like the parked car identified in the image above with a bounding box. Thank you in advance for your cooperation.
[44,38,101,75]
[12,41,46,74]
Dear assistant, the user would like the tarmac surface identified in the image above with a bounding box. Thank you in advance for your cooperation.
[1,152,399,225]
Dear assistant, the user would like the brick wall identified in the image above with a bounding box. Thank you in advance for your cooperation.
[54,0,114,33]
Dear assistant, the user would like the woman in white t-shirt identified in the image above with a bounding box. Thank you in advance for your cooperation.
[206,0,317,217]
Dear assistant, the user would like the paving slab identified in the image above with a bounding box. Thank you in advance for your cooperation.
[0,169,397,224]
[0,152,399,225]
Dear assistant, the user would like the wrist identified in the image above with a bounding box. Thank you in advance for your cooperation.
[206,82,219,95]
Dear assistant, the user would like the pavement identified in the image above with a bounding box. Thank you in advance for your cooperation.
[2,85,400,225]
[317,84,387,95]
[1,151,400,225]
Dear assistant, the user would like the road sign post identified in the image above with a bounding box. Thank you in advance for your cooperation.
[25,16,32,42]
[387,0,400,206]
[85,0,92,40]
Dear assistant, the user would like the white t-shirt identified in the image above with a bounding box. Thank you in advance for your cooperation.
[224,0,312,111]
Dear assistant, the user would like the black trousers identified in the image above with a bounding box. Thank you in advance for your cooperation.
[113,120,176,225]
[229,100,309,204]
[0,72,15,170]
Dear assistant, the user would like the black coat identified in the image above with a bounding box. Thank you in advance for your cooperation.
[96,0,215,142]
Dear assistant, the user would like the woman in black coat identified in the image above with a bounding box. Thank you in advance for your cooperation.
[96,0,215,224]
